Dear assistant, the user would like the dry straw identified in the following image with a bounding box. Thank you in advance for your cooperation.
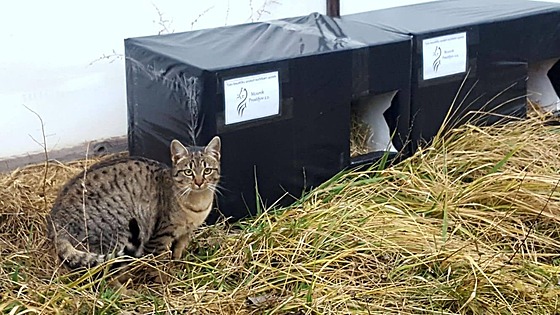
[350,112,373,157]
[2,111,560,314]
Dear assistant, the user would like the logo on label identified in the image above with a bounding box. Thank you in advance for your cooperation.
[236,87,248,116]
[224,71,280,125]
[432,46,442,73]
[422,32,467,80]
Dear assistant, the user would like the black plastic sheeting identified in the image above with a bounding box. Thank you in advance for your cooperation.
[344,0,560,152]
[125,13,411,222]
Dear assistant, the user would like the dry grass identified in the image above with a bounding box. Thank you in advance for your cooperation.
[3,113,560,314]
[350,112,372,157]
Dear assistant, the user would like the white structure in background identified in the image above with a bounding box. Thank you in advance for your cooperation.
[0,0,452,162]
[10,0,560,162]
[0,0,325,160]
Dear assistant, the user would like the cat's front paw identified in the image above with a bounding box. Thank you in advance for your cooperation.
[171,249,184,260]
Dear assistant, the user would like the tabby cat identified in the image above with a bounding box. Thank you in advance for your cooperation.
[46,136,221,269]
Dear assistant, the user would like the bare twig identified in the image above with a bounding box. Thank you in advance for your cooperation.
[248,0,254,22]
[225,0,231,25]
[190,6,215,30]
[81,143,91,254]
[89,49,123,66]
[248,0,280,22]
[153,3,174,35]
[23,104,49,211]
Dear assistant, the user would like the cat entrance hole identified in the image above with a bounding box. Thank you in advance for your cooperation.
[350,90,399,159]
[527,57,560,112]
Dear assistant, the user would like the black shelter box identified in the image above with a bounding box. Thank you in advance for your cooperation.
[125,13,412,221]
[344,0,560,153]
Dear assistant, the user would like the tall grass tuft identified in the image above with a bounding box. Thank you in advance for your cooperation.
[2,112,560,314]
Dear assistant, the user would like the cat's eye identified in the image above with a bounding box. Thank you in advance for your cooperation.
[203,168,213,175]
[182,169,193,176]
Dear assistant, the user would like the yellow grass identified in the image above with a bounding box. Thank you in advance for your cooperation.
[2,112,560,314]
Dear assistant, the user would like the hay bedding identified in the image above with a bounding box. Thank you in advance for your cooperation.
[350,112,372,157]
[2,115,560,314]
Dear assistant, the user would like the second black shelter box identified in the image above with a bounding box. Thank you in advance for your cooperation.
[125,13,412,221]
[344,0,560,153]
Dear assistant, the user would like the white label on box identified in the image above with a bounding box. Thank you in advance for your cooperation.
[224,71,280,125]
[422,32,467,80]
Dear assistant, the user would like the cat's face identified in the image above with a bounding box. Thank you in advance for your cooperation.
[170,137,221,194]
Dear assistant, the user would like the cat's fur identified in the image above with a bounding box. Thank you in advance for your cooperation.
[46,137,221,269]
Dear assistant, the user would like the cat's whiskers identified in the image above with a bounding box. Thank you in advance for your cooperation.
[179,187,192,198]
[207,183,222,196]
[210,183,227,197]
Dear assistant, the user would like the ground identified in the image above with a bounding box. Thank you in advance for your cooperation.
[2,115,560,314]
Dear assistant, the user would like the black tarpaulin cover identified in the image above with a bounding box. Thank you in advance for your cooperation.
[345,0,560,152]
[125,13,412,221]
[125,13,408,72]
[347,0,560,61]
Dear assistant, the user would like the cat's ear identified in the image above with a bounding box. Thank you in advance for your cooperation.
[170,139,189,163]
[204,136,221,161]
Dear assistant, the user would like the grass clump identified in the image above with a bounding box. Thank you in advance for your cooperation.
[2,114,560,314]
